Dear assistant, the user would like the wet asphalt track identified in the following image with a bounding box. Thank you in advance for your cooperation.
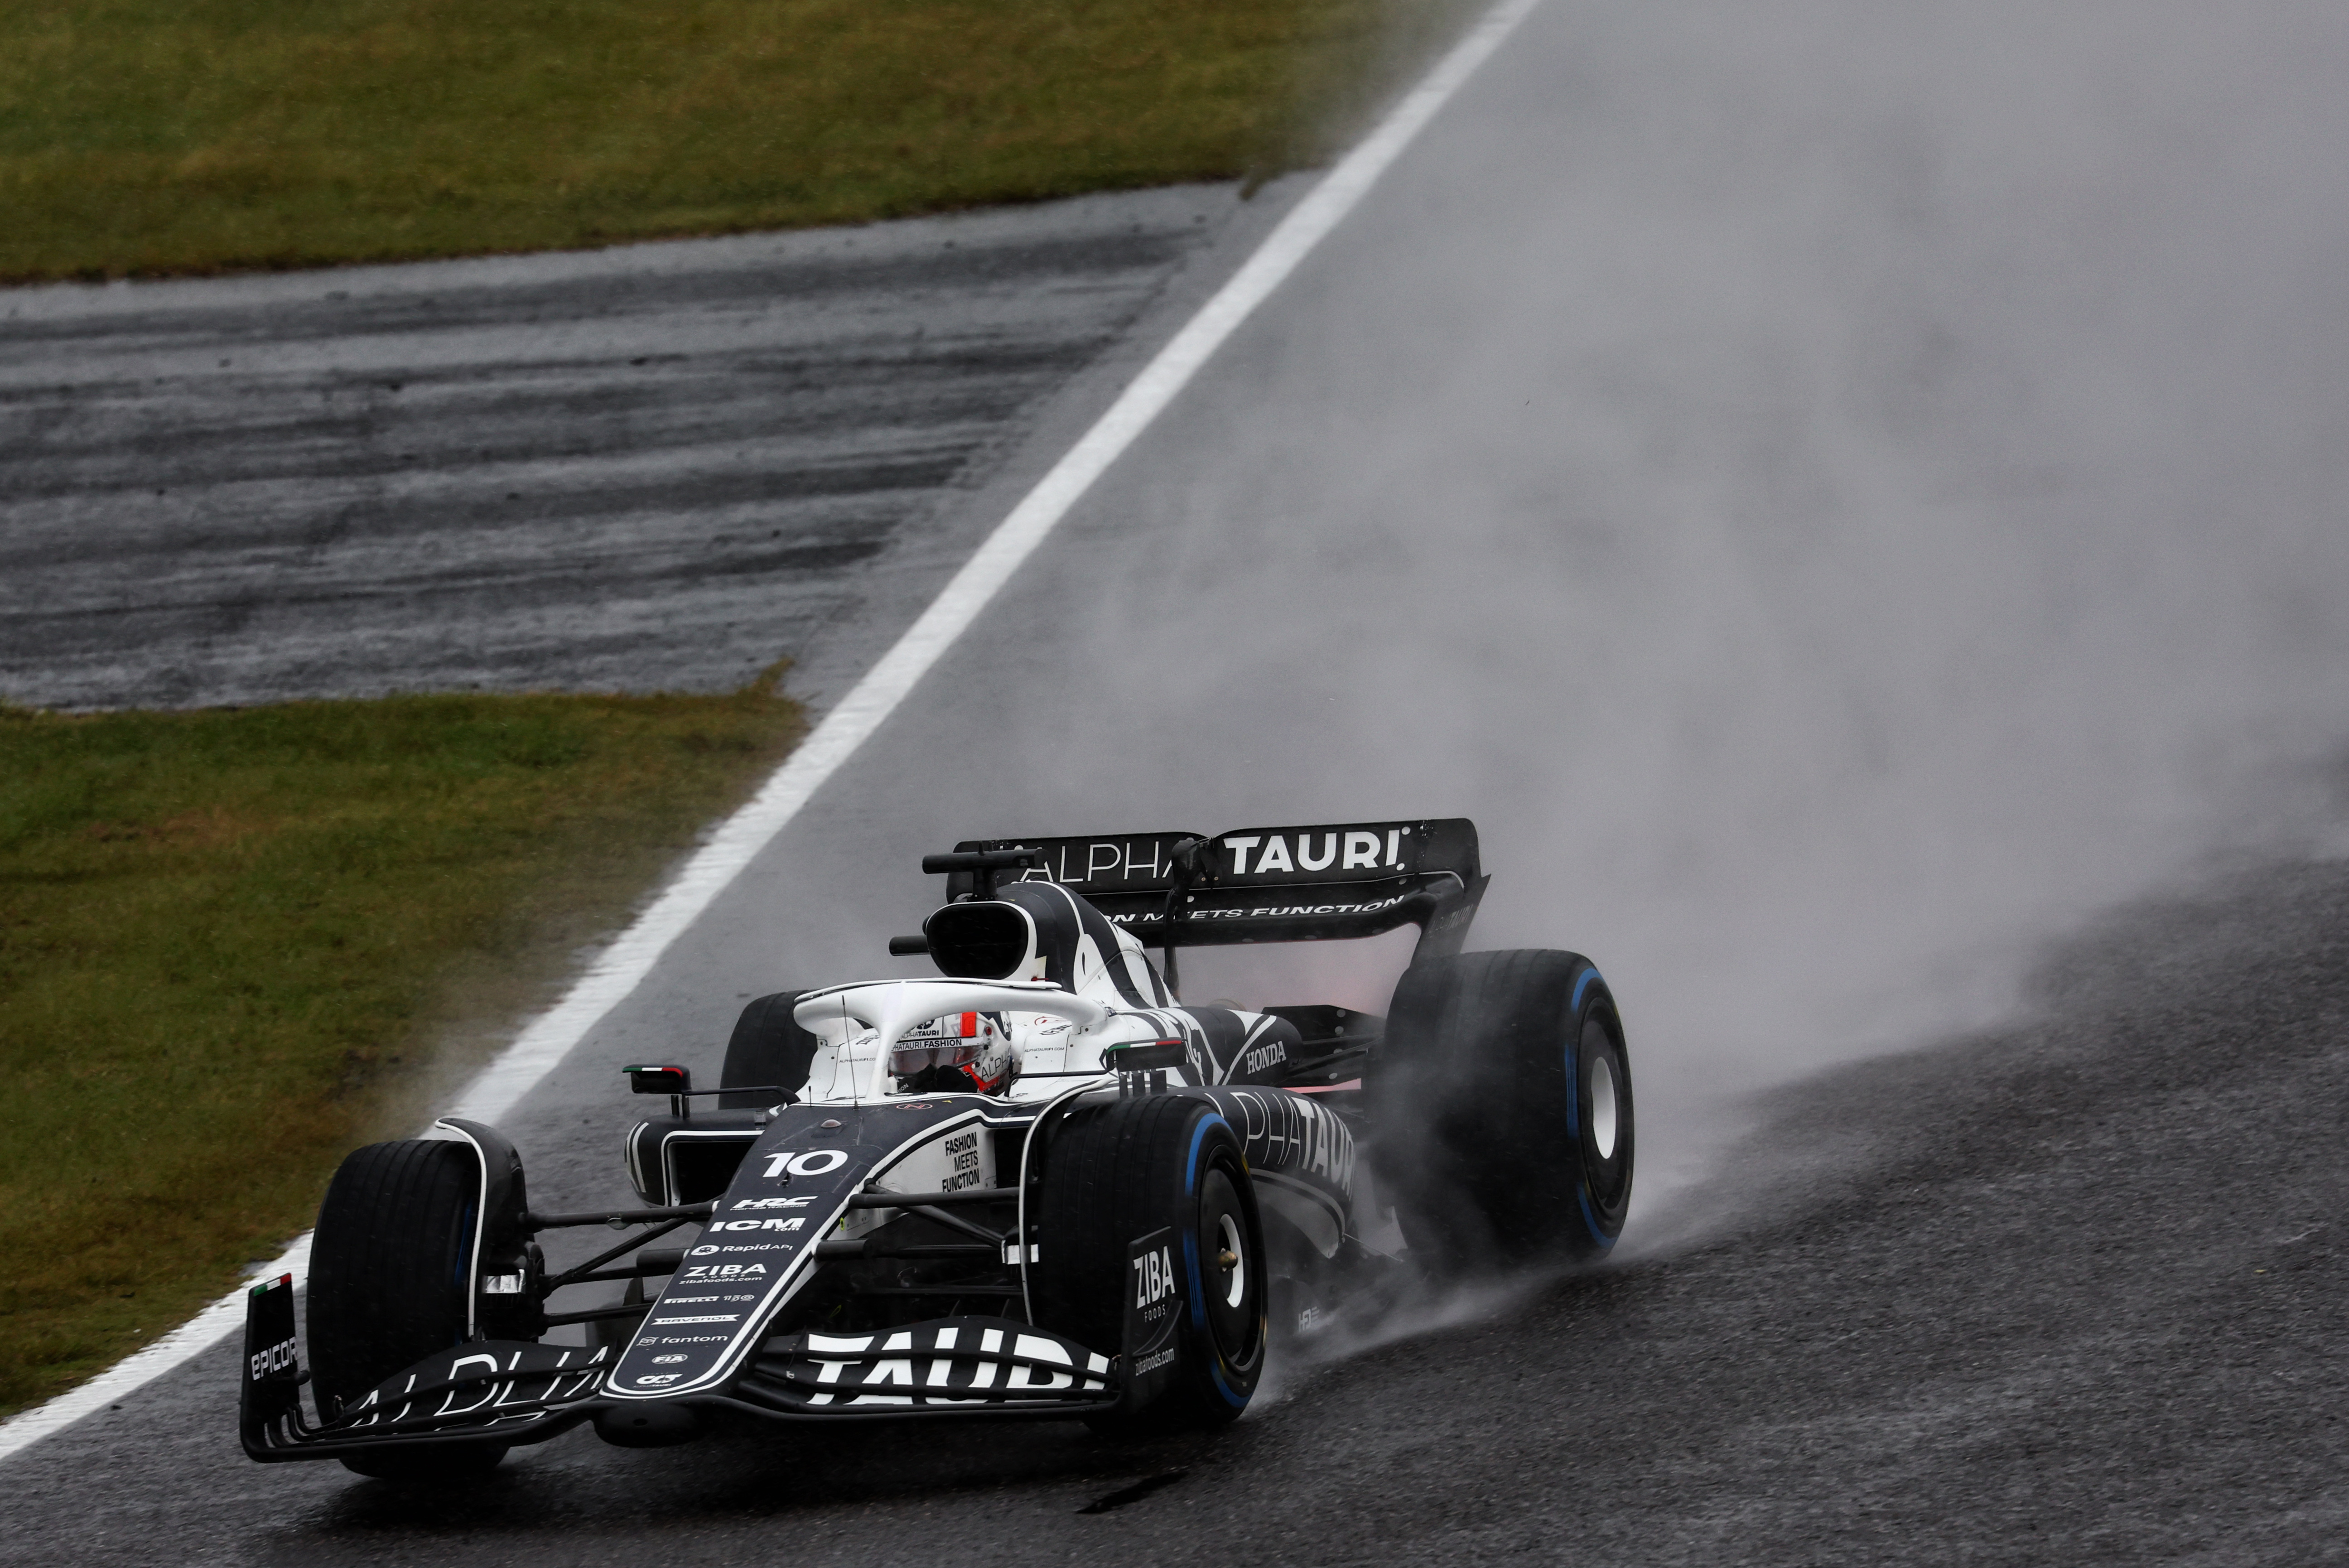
[8,2,2349,1563]
[7,856,2345,1566]
[0,181,1296,714]
[5,859,2349,1568]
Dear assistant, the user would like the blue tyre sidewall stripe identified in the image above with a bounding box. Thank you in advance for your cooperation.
[1577,1187,1617,1249]
[1183,1112,1228,1332]
[1182,1110,1251,1407]
[1571,967,1600,1012]
[1565,967,1620,1247]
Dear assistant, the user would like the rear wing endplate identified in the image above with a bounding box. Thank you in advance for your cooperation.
[946,818,1488,961]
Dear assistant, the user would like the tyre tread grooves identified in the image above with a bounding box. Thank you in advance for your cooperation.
[1372,947,1625,1267]
[308,1139,478,1411]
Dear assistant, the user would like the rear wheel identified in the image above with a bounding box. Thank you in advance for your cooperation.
[719,989,819,1107]
[1031,1094,1267,1428]
[1369,949,1633,1272]
[308,1139,509,1480]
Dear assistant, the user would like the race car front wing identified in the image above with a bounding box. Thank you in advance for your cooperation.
[732,1317,1116,1416]
[240,1274,1119,1462]
[240,1274,605,1462]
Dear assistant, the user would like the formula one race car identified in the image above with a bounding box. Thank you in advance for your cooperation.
[241,818,1632,1478]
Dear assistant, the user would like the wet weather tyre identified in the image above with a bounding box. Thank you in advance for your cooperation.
[307,1138,508,1480]
[1370,949,1632,1271]
[1031,1094,1267,1429]
[719,989,819,1108]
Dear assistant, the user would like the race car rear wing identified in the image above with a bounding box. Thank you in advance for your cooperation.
[941,817,1488,962]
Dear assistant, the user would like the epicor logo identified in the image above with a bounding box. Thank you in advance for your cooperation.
[247,1336,298,1380]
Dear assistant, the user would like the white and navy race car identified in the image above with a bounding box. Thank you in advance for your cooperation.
[241,818,1633,1479]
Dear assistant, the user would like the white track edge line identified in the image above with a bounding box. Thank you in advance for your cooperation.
[0,0,1544,1466]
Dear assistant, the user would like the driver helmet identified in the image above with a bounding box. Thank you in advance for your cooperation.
[891,1010,1013,1094]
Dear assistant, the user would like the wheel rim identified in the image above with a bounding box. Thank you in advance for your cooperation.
[1589,1054,1619,1160]
[1579,1014,1631,1212]
[1197,1167,1259,1361]
[1216,1211,1248,1310]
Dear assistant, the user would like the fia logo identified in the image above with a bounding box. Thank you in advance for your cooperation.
[1132,1243,1179,1308]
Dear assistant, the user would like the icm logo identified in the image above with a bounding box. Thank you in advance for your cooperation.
[710,1217,805,1233]
[1132,1244,1178,1307]
[761,1148,850,1178]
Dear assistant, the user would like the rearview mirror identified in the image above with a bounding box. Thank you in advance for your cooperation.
[623,1065,691,1096]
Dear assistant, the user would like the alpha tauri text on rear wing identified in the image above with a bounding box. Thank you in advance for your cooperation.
[945,819,1487,958]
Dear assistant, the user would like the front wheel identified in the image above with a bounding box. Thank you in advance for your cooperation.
[1031,1094,1268,1428]
[307,1138,511,1480]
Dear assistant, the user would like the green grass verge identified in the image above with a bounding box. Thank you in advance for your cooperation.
[1,0,1476,282]
[0,678,803,1417]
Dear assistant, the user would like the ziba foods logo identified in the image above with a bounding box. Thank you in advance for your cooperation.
[1132,1244,1177,1307]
